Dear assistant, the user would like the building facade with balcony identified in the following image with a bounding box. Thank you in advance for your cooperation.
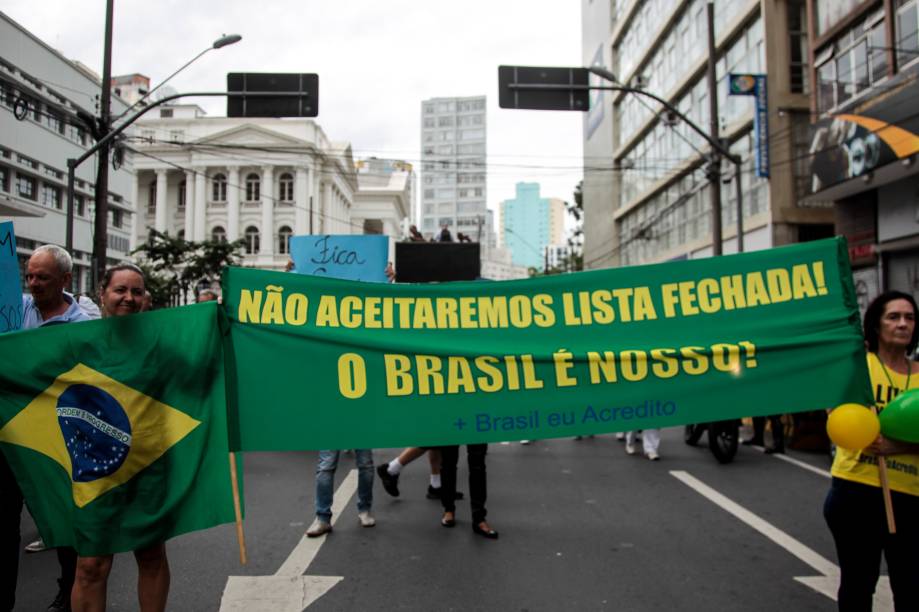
[0,11,135,292]
[805,0,919,313]
[131,104,362,270]
[581,0,829,270]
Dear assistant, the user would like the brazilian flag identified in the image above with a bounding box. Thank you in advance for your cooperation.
[0,302,237,556]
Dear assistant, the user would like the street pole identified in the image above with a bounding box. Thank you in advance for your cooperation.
[705,0,722,257]
[92,0,115,290]
[734,159,744,252]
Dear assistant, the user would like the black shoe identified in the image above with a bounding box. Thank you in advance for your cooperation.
[472,521,498,539]
[47,579,71,612]
[426,485,464,500]
[377,464,399,497]
[764,446,785,455]
[742,437,764,446]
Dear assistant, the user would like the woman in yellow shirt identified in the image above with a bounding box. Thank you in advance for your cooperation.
[825,291,919,611]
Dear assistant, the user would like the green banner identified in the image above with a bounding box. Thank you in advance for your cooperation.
[222,237,873,451]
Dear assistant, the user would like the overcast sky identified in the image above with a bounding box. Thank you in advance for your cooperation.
[5,1,585,218]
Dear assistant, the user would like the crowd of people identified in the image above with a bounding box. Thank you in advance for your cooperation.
[2,241,919,612]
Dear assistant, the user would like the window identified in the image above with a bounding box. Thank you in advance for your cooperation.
[141,129,155,143]
[17,174,36,200]
[47,111,64,134]
[160,108,173,118]
[147,180,157,213]
[212,173,227,202]
[169,130,183,143]
[211,226,226,243]
[278,226,293,254]
[18,155,37,169]
[898,0,919,67]
[0,166,7,192]
[111,208,123,228]
[279,173,294,202]
[75,194,85,216]
[178,180,186,209]
[245,173,260,202]
[245,226,260,254]
[41,184,61,209]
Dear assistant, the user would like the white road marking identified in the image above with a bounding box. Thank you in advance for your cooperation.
[750,445,832,479]
[220,469,358,611]
[670,470,892,611]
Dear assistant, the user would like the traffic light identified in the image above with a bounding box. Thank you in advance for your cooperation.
[227,73,318,118]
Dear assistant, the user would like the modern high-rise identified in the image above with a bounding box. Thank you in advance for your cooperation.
[581,0,829,270]
[420,96,494,244]
[499,182,566,270]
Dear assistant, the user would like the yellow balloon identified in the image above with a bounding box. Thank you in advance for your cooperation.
[827,404,880,450]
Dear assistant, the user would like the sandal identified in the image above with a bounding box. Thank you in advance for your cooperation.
[441,512,456,528]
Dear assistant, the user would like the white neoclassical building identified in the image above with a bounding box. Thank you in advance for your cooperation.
[131,104,372,270]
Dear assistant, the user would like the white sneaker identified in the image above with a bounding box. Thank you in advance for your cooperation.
[646,451,660,461]
[306,519,332,537]
[358,511,376,527]
[24,538,46,553]
[625,441,637,455]
[615,432,626,441]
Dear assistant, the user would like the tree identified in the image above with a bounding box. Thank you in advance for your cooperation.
[132,228,245,307]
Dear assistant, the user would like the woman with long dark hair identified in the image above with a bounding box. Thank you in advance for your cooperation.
[825,290,919,611]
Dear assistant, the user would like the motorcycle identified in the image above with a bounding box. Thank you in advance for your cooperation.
[683,419,740,464]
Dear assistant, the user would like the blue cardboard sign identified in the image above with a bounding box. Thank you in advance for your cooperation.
[728,73,769,178]
[0,222,23,332]
[290,234,389,282]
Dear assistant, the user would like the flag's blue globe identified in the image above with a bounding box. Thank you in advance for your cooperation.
[56,384,132,482]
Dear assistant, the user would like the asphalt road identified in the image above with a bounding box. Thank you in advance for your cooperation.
[13,428,871,611]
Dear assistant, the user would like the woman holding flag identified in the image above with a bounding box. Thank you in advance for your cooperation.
[71,263,170,612]
[824,291,919,611]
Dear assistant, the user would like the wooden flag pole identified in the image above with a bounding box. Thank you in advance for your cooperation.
[876,456,897,534]
[870,405,896,534]
[229,452,248,564]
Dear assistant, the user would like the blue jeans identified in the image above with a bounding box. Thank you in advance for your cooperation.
[315,450,374,522]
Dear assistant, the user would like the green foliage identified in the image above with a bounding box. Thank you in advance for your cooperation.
[131,228,245,307]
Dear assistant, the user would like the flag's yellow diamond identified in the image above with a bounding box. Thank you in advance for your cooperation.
[0,363,199,507]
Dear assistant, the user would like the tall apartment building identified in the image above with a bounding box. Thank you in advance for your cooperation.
[804,0,919,311]
[0,11,135,292]
[420,95,495,245]
[499,182,566,270]
[581,0,828,270]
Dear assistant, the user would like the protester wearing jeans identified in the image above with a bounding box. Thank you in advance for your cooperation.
[306,450,376,537]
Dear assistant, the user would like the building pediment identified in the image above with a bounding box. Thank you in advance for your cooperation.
[194,124,312,149]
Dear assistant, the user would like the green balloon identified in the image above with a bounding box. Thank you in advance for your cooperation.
[880,388,919,443]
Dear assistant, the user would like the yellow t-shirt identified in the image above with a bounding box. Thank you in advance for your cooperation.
[830,352,919,496]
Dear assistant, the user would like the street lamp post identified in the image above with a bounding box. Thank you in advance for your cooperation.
[68,0,242,289]
[499,64,747,258]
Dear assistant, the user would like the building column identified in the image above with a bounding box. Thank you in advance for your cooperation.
[194,169,207,241]
[183,170,195,239]
[322,182,333,234]
[130,175,141,249]
[227,166,240,241]
[311,163,322,233]
[261,166,275,256]
[294,166,310,234]
[154,169,168,233]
